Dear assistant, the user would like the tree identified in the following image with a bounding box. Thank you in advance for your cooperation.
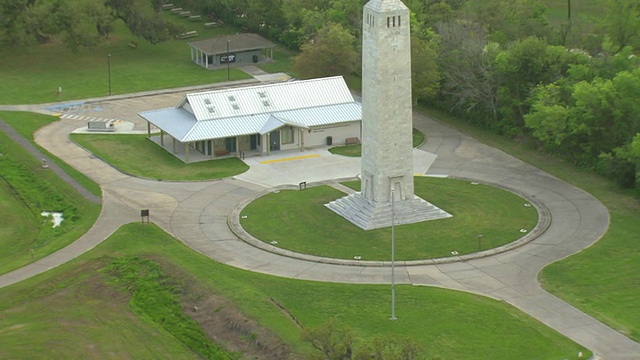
[469,0,550,43]
[302,321,428,360]
[436,21,499,123]
[293,23,358,79]
[598,0,640,52]
[411,32,440,104]
[302,320,356,360]
[0,0,49,45]
[106,0,183,44]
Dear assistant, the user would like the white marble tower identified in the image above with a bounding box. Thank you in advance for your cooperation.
[326,0,450,230]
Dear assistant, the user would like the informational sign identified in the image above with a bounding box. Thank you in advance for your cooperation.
[220,53,236,63]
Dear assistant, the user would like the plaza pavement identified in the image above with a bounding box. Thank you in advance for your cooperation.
[0,78,639,359]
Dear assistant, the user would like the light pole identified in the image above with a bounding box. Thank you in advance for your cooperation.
[477,234,483,250]
[226,39,230,81]
[107,54,112,96]
[390,186,397,321]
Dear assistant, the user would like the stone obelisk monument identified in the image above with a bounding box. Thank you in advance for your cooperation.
[326,0,450,230]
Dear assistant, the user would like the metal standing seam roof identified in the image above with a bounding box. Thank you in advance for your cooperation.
[185,76,355,120]
[188,33,275,55]
[138,76,362,143]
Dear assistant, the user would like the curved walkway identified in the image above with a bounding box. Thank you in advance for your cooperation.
[0,91,639,359]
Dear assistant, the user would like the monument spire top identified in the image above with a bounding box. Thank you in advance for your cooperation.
[365,0,408,12]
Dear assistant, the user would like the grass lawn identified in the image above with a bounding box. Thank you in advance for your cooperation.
[241,177,538,260]
[0,19,258,105]
[541,0,600,24]
[71,134,249,181]
[329,128,425,157]
[422,106,640,342]
[0,119,101,275]
[0,112,101,197]
[0,222,590,359]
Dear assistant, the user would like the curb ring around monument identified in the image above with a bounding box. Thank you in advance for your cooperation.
[227,178,552,267]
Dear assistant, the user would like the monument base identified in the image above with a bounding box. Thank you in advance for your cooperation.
[325,193,451,230]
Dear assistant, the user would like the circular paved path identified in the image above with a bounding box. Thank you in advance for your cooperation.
[1,88,639,359]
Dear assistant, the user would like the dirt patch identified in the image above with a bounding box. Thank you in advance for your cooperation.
[151,257,294,360]
[183,294,293,360]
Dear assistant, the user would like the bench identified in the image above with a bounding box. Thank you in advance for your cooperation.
[189,15,202,21]
[345,137,360,145]
[162,3,174,10]
[179,11,192,17]
[215,149,230,157]
[128,41,137,49]
[177,31,198,39]
[204,22,218,28]
[169,7,183,13]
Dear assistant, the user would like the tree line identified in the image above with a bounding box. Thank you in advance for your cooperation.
[2,0,639,190]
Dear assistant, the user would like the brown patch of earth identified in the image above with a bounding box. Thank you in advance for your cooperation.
[155,258,295,360]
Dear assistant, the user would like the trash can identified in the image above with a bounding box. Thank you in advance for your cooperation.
[252,55,259,63]
[326,136,332,145]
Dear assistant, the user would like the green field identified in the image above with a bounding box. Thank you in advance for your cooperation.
[0,115,101,275]
[0,223,590,359]
[241,177,538,260]
[0,18,295,105]
[542,0,600,24]
[330,128,426,157]
[71,134,249,180]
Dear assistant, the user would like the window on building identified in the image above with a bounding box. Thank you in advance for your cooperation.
[281,126,294,144]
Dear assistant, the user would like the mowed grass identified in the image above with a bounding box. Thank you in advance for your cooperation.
[241,177,538,260]
[71,134,249,180]
[0,111,101,196]
[0,223,591,359]
[0,18,269,105]
[541,0,600,24]
[0,119,100,275]
[329,128,426,157]
[422,106,640,342]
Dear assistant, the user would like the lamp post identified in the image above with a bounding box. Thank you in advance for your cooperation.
[390,186,397,321]
[226,39,230,81]
[107,54,112,96]
[477,234,483,250]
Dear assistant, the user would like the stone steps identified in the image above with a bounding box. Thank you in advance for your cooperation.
[325,193,451,230]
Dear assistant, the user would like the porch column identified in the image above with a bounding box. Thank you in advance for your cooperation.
[185,143,190,163]
[147,122,151,138]
[266,133,270,156]
[205,52,208,68]
[190,47,194,62]
[160,130,164,146]
[172,138,176,153]
[299,129,304,151]
[235,137,240,157]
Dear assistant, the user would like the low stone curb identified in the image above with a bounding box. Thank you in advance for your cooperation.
[228,176,552,267]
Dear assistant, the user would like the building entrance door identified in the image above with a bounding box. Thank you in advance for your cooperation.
[270,131,280,151]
